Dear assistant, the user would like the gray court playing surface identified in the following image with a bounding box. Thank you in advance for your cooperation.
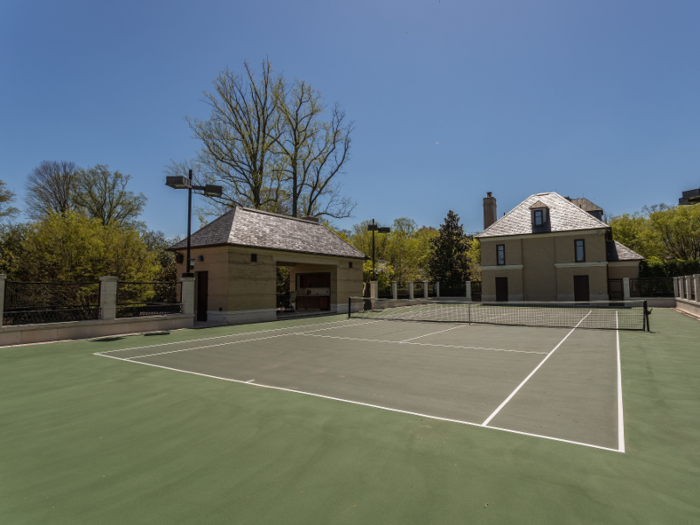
[96,317,623,451]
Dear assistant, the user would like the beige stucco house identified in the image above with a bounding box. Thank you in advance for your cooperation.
[476,192,643,302]
[170,207,365,323]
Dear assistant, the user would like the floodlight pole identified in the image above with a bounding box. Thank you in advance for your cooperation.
[185,169,193,277]
[372,219,376,281]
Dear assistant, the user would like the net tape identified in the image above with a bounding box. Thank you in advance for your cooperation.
[349,298,647,331]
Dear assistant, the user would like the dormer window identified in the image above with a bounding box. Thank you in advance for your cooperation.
[529,200,549,230]
[534,209,544,226]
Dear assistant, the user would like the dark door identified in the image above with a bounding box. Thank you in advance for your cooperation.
[196,271,208,321]
[495,277,508,302]
[574,275,590,302]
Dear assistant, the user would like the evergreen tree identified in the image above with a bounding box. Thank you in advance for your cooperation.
[427,211,471,283]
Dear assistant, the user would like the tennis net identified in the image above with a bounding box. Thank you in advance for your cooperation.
[348,298,649,331]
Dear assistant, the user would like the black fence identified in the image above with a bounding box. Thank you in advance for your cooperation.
[440,282,467,297]
[378,283,393,298]
[116,282,182,318]
[396,283,410,299]
[413,281,424,298]
[3,281,101,325]
[471,281,482,302]
[630,277,675,298]
[428,282,437,297]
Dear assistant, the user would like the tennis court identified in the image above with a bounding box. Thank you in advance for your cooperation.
[95,299,632,451]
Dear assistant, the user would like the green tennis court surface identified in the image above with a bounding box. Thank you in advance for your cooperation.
[2,309,699,524]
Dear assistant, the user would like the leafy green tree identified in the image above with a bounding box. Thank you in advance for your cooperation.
[15,212,159,282]
[142,230,181,282]
[0,180,19,222]
[0,223,29,278]
[427,211,471,283]
[608,212,663,258]
[24,161,80,220]
[74,165,147,228]
[647,204,700,260]
[466,238,481,281]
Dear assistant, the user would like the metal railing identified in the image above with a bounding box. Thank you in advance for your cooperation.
[116,282,182,318]
[440,282,467,297]
[630,277,675,298]
[471,281,482,302]
[608,279,624,300]
[3,281,101,326]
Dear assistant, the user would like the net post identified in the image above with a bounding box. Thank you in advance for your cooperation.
[348,297,351,319]
[644,300,650,332]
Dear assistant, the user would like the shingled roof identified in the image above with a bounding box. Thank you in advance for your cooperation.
[606,240,644,261]
[170,207,366,259]
[476,192,609,239]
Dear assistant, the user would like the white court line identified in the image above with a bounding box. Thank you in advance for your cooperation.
[98,318,366,355]
[95,352,622,453]
[300,333,547,355]
[481,311,592,427]
[616,312,625,453]
[399,325,464,343]
[104,321,381,360]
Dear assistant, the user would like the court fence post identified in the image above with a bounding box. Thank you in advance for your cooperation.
[181,275,195,316]
[673,277,678,298]
[686,276,692,300]
[0,274,6,325]
[422,281,429,299]
[623,278,630,300]
[694,275,700,302]
[99,276,118,321]
[466,281,472,301]
[408,282,414,300]
[435,282,440,298]
[391,281,397,300]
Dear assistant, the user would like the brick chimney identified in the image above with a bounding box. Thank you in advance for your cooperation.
[483,192,497,230]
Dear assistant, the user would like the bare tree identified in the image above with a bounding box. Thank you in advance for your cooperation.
[182,60,285,211]
[73,165,147,228]
[0,180,20,222]
[168,59,356,220]
[275,81,355,218]
[24,161,80,219]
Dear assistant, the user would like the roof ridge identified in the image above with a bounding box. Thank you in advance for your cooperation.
[239,207,322,225]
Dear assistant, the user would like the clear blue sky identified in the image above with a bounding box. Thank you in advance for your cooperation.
[2,0,699,237]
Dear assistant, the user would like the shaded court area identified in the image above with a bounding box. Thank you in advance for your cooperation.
[96,316,623,451]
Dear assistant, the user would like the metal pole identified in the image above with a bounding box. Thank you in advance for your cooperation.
[185,169,193,277]
[372,219,376,281]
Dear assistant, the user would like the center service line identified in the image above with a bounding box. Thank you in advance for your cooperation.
[480,311,592,427]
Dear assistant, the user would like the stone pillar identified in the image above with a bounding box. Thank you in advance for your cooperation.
[466,281,472,301]
[391,281,397,300]
[99,276,118,321]
[673,277,679,298]
[408,282,414,300]
[435,282,440,298]
[181,276,195,315]
[687,276,693,300]
[623,278,631,300]
[0,274,6,323]
[370,280,378,299]
[422,281,429,299]
[694,275,700,302]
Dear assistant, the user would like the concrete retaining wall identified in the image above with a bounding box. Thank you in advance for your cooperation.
[0,313,194,346]
[676,298,700,319]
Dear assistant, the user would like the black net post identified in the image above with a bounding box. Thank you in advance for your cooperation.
[644,300,650,332]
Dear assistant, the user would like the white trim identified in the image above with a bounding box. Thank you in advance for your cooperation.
[481,311,591,426]
[616,312,625,453]
[554,262,608,268]
[608,261,642,267]
[478,228,606,242]
[481,265,524,271]
[95,352,622,452]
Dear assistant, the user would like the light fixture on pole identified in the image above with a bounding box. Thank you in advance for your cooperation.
[166,170,223,277]
[366,219,391,281]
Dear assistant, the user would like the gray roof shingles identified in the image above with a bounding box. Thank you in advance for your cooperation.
[476,192,609,238]
[170,207,366,259]
[607,240,644,261]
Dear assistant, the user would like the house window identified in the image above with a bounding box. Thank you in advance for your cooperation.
[575,240,585,262]
[497,245,506,265]
[251,254,257,262]
[534,209,544,226]
[349,262,353,268]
